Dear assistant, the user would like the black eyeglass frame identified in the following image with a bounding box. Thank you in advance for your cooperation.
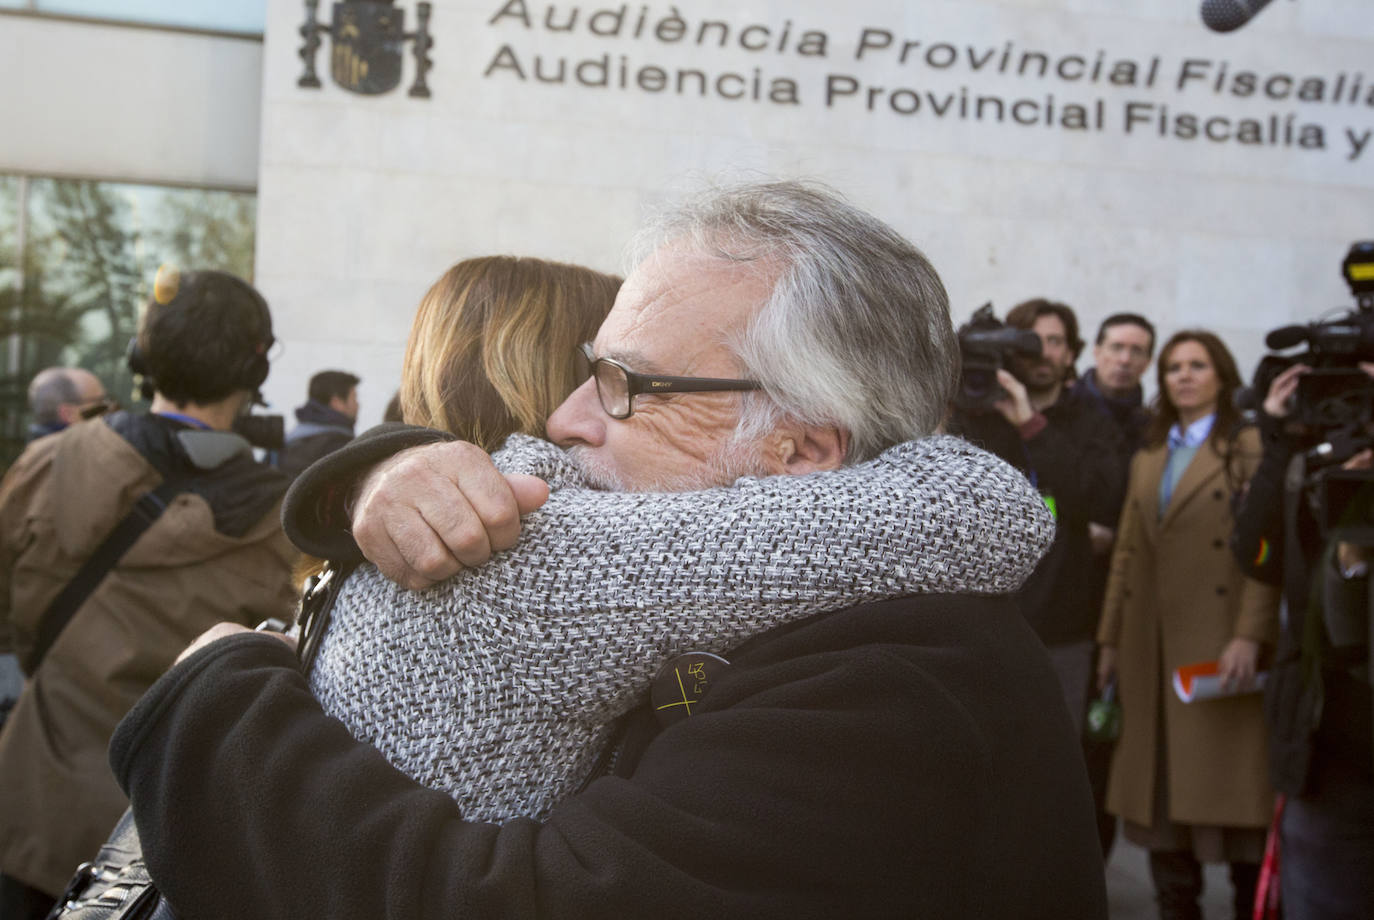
[78,397,118,420]
[579,343,763,420]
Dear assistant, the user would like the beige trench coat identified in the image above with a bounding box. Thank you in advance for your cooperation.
[0,419,297,895]
[1097,427,1280,831]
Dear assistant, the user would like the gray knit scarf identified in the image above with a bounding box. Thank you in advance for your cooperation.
[309,434,1053,822]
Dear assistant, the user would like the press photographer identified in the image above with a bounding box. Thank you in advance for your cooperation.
[1231,241,1374,920]
[0,268,297,919]
[949,299,1126,736]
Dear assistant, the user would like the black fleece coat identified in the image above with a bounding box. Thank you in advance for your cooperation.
[111,593,1106,919]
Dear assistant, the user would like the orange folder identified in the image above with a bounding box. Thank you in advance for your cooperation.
[1172,659,1268,703]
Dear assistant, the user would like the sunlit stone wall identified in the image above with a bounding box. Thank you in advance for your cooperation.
[256,0,1374,423]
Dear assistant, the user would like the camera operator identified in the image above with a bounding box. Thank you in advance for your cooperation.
[1232,357,1374,920]
[0,269,298,919]
[949,299,1127,735]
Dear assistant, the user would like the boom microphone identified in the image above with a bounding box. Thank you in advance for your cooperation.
[1200,0,1276,33]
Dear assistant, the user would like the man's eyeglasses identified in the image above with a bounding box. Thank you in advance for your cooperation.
[78,397,117,420]
[577,343,762,420]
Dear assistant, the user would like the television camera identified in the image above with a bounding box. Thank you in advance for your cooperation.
[1244,242,1374,541]
[955,303,1043,410]
[232,411,285,451]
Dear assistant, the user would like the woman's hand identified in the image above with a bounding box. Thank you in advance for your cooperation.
[1217,637,1260,692]
[174,622,295,666]
[1095,645,1118,693]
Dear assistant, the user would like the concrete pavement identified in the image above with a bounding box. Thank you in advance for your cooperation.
[1106,831,1236,919]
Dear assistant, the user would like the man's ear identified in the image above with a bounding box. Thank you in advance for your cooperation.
[327,394,348,414]
[765,423,849,475]
[56,403,83,426]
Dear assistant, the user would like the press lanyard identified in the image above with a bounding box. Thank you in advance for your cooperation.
[155,412,211,431]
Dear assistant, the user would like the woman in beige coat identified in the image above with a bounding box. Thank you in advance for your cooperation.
[1097,330,1280,920]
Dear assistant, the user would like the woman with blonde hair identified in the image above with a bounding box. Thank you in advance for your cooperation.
[1097,330,1281,920]
[288,256,614,574]
[399,256,617,448]
[295,256,1058,823]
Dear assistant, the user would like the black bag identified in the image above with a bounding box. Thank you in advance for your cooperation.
[43,810,172,920]
[44,561,355,920]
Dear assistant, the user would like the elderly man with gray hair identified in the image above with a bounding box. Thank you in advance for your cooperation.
[25,367,109,441]
[109,181,1107,919]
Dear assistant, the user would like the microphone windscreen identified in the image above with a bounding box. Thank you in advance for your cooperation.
[1265,325,1309,350]
[1201,0,1274,33]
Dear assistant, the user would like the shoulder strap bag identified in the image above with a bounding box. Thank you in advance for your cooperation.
[24,479,186,676]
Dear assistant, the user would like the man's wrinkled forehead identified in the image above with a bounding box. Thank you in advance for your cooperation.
[596,241,778,359]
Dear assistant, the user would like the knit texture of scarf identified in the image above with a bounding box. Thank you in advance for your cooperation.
[309,433,1055,822]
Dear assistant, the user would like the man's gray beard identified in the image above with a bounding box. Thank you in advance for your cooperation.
[564,437,770,493]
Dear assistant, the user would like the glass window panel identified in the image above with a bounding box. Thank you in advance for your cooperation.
[0,175,22,465]
[0,176,255,466]
[36,0,266,33]
[0,176,16,286]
